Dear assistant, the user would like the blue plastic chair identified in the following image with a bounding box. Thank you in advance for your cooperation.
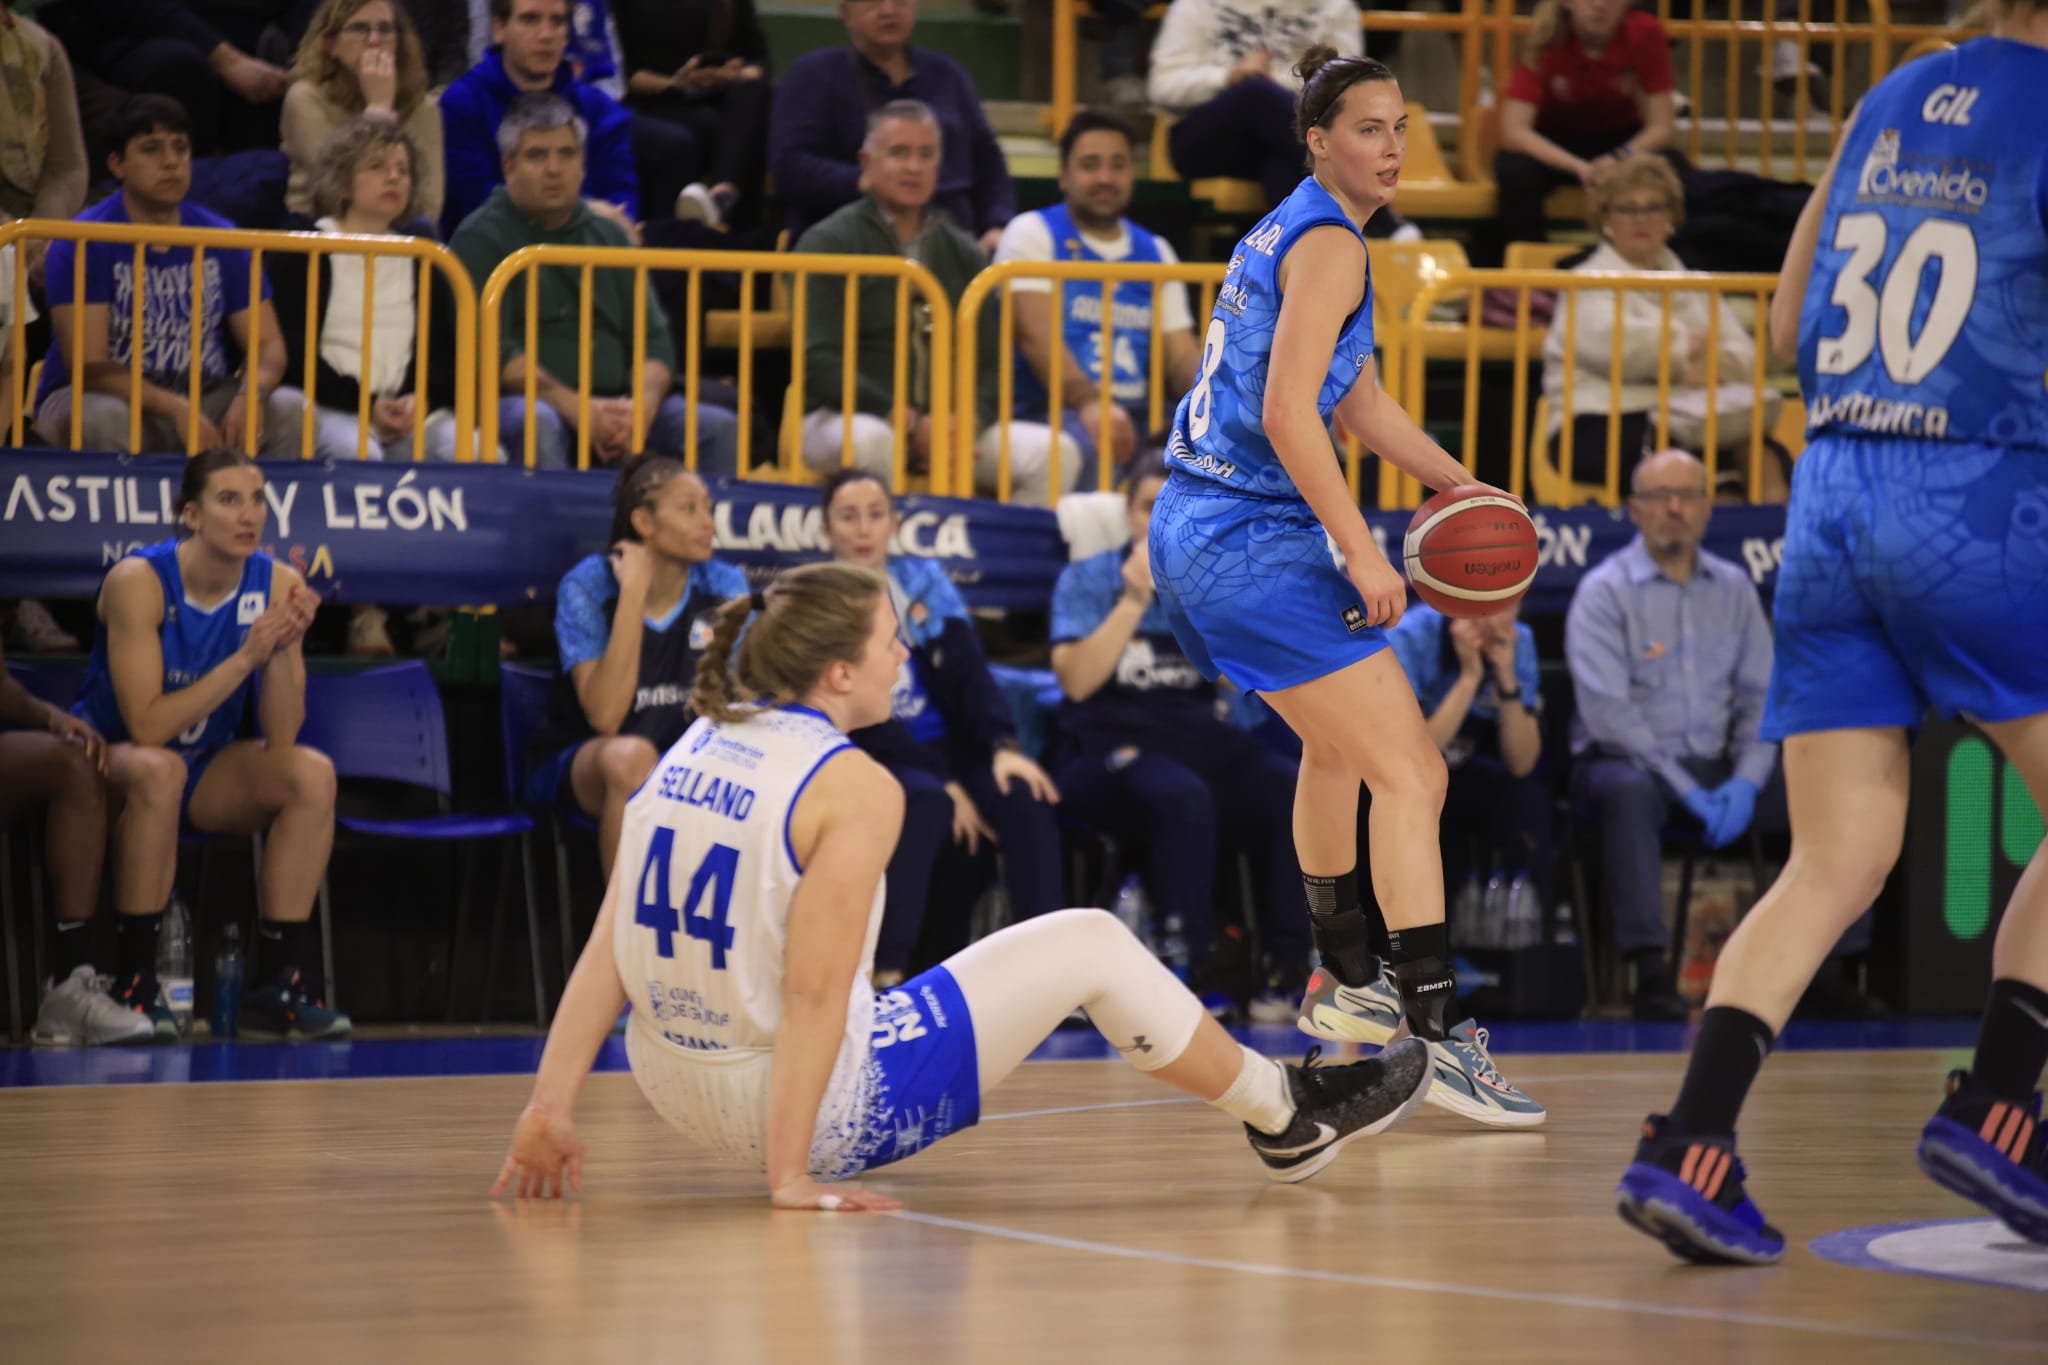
[500,662,599,989]
[298,661,548,1027]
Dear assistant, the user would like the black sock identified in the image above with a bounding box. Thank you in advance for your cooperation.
[1973,979,2048,1101]
[1304,869,1376,987]
[114,910,164,988]
[1668,1006,1776,1138]
[1389,922,1454,1041]
[50,918,95,981]
[255,918,315,984]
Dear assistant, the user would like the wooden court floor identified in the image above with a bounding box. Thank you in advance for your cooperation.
[1,1047,2043,1362]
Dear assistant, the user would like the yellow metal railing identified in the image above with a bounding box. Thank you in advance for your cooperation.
[1399,266,1784,508]
[479,245,956,491]
[0,218,476,462]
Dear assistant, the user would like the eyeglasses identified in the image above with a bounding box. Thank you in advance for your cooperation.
[341,20,399,37]
[1607,201,1674,220]
[1629,487,1709,506]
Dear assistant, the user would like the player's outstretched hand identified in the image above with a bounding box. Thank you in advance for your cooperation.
[491,1101,585,1201]
[1346,549,1407,629]
[770,1176,902,1212]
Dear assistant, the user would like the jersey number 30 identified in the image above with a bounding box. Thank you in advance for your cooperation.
[1816,212,1977,384]
[636,828,738,969]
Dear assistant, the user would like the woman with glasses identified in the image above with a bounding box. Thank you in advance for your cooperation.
[1540,156,1784,496]
[285,0,445,228]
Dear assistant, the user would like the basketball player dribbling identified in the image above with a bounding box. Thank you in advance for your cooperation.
[1616,0,2048,1263]
[493,564,1433,1207]
[1147,48,1545,1126]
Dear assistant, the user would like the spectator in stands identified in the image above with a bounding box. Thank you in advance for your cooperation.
[527,456,749,874]
[613,0,774,231]
[0,641,155,1045]
[1482,0,1679,266]
[820,468,1065,987]
[0,1,89,273]
[768,0,1014,249]
[1540,157,1781,492]
[270,119,461,463]
[991,109,1199,490]
[449,93,740,473]
[73,448,350,1040]
[1378,596,1549,940]
[33,96,303,456]
[1049,458,1311,1017]
[794,101,1026,499]
[284,0,445,227]
[41,0,304,156]
[1145,0,1417,235]
[439,0,693,235]
[1566,449,1872,1018]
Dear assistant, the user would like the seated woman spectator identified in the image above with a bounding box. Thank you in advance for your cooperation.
[1483,0,1678,265]
[0,641,157,1046]
[269,119,461,463]
[820,469,1064,987]
[1049,460,1310,1016]
[526,455,749,876]
[72,449,349,1040]
[1146,0,1414,235]
[0,1,89,270]
[284,0,446,228]
[612,0,773,231]
[1540,156,1781,491]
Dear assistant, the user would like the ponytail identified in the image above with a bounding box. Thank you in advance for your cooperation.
[688,594,761,724]
[687,563,891,724]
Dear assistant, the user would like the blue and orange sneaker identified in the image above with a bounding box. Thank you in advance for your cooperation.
[1615,1115,1785,1264]
[1916,1069,2048,1243]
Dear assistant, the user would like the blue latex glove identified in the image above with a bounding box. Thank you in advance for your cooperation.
[1681,785,1725,835]
[1705,778,1759,849]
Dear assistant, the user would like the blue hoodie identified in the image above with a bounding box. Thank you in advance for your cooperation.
[438,48,639,236]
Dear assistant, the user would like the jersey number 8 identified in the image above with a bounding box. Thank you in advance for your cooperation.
[636,828,739,968]
[1816,213,1978,385]
[1185,317,1228,440]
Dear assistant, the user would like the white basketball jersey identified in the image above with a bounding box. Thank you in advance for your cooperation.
[611,703,885,1170]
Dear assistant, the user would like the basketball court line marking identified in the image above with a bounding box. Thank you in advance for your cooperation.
[888,1211,2048,1353]
[977,1071,1684,1124]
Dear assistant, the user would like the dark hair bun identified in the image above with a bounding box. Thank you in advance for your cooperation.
[1294,43,1342,84]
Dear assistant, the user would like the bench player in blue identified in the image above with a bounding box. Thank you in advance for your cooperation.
[1147,47,1545,1126]
[1616,1,2048,1263]
[73,449,350,1041]
[491,563,1432,1205]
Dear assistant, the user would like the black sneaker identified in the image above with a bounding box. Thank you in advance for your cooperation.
[1917,1069,2048,1243]
[115,971,179,1042]
[1615,1114,1784,1264]
[240,968,352,1041]
[1245,1039,1431,1183]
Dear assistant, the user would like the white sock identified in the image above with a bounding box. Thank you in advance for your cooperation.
[1212,1047,1296,1135]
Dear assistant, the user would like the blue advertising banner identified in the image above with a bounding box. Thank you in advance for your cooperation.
[0,450,1790,613]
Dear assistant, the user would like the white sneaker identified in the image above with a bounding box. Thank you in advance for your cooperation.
[674,182,726,230]
[8,597,79,653]
[33,966,157,1046]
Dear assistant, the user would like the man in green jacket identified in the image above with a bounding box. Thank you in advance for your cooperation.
[796,98,1078,505]
[451,92,739,473]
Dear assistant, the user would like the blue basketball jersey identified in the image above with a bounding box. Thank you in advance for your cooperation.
[74,539,275,761]
[1166,176,1377,500]
[1014,204,1166,415]
[1798,37,2048,449]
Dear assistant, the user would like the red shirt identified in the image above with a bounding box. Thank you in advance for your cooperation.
[1504,9,1674,142]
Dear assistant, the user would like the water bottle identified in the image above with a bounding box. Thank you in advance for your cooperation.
[1480,860,1511,950]
[1504,872,1544,949]
[1451,867,1485,948]
[211,922,244,1039]
[158,894,195,1038]
[1111,875,1156,953]
[1159,912,1191,981]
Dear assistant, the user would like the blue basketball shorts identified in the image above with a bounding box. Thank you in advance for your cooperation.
[1764,434,2048,739]
[1147,472,1388,696]
[845,964,982,1173]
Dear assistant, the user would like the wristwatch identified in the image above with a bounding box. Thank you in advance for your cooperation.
[1495,687,1524,704]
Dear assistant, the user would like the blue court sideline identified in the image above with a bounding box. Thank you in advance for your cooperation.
[0,1016,1980,1089]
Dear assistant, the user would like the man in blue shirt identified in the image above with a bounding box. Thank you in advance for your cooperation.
[767,0,1014,247]
[1380,597,1548,947]
[440,0,695,234]
[34,96,301,457]
[1566,450,1873,1018]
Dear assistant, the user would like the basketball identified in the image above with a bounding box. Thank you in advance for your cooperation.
[1402,485,1539,619]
